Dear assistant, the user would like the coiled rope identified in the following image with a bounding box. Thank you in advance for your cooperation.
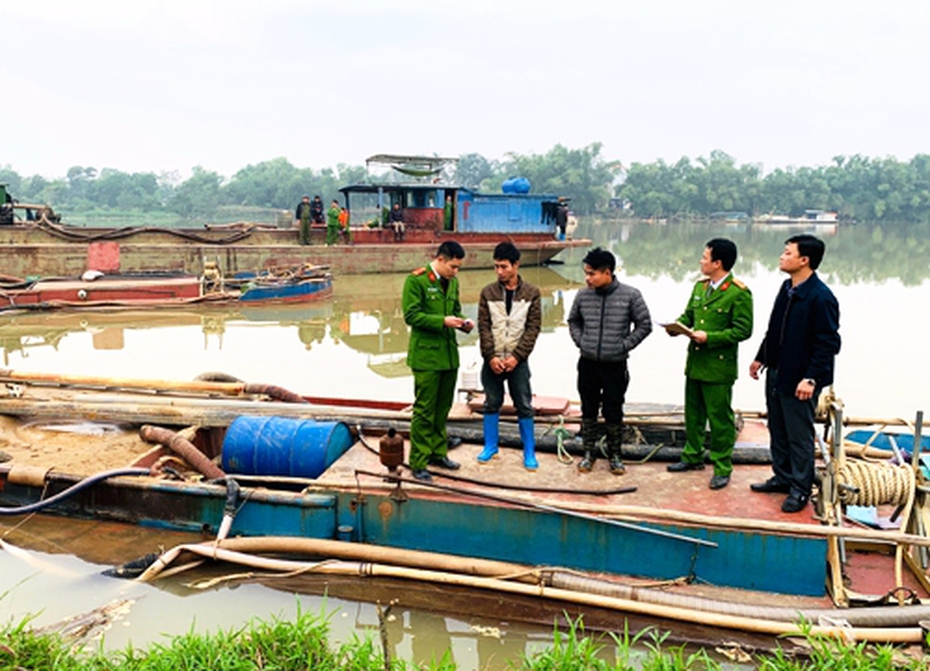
[836,457,917,602]
[837,460,916,508]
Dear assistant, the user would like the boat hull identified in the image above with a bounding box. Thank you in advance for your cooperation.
[0,224,587,277]
[0,460,827,597]
[0,267,333,311]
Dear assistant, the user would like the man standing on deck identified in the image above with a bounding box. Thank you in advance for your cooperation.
[326,200,342,246]
[443,195,454,231]
[749,234,840,513]
[568,247,652,475]
[338,206,351,244]
[665,238,753,491]
[402,241,474,482]
[476,242,542,471]
[295,196,312,245]
[310,195,325,225]
[556,198,569,241]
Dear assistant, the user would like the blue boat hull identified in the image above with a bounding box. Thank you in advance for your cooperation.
[0,466,827,597]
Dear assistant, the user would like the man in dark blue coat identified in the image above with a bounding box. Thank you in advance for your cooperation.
[749,234,841,513]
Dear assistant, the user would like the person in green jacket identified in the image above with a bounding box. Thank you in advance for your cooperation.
[325,200,342,246]
[402,241,474,481]
[295,196,312,246]
[665,238,753,490]
[443,195,453,231]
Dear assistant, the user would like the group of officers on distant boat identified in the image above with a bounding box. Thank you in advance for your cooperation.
[294,195,350,246]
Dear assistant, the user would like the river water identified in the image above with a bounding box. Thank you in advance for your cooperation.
[1,220,928,666]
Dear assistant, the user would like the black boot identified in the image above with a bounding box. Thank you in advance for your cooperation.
[577,419,599,473]
[606,423,626,475]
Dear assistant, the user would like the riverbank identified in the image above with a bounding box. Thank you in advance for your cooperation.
[2,609,927,670]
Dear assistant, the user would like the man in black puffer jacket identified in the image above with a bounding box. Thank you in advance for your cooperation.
[568,247,653,474]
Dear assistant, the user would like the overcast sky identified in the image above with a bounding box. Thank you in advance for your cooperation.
[3,0,928,181]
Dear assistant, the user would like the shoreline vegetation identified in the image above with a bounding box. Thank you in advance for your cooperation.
[2,146,928,226]
[1,609,927,670]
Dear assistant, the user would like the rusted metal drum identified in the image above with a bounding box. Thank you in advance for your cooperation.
[379,428,404,470]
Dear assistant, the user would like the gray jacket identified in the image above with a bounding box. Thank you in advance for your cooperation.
[568,277,652,362]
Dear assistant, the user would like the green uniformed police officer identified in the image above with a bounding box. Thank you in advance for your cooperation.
[402,241,474,482]
[665,238,753,490]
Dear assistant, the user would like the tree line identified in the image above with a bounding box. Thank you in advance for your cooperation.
[1,146,927,224]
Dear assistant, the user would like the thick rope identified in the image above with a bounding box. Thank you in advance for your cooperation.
[837,458,917,600]
[837,460,915,508]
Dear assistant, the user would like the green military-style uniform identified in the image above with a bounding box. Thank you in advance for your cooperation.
[677,274,753,477]
[402,263,466,470]
[296,201,312,246]
[325,204,341,246]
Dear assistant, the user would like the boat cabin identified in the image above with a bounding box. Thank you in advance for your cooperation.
[338,155,562,236]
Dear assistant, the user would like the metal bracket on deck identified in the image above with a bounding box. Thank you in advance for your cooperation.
[348,492,366,514]
[388,481,409,503]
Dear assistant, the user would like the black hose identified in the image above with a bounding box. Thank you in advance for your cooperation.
[0,467,151,516]
[223,477,241,515]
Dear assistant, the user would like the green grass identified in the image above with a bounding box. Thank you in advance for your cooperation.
[1,610,928,670]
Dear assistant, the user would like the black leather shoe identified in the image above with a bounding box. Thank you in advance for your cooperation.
[750,477,791,493]
[411,469,432,482]
[448,436,463,449]
[667,461,705,473]
[781,493,809,513]
[429,456,460,470]
[709,475,730,490]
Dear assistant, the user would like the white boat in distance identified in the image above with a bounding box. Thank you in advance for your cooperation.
[753,209,839,225]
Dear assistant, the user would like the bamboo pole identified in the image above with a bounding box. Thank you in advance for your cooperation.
[0,368,247,396]
[0,368,921,429]
[517,498,930,548]
[142,536,930,626]
[140,543,924,644]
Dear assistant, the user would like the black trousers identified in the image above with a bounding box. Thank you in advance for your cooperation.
[765,370,817,497]
[577,357,629,425]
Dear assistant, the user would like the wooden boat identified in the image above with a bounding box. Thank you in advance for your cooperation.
[1,370,929,646]
[0,265,333,312]
[0,156,589,278]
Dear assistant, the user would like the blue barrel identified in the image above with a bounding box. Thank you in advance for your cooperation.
[502,177,531,194]
[221,416,354,478]
[511,177,530,193]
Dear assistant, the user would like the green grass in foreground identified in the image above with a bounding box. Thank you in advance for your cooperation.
[1,610,927,670]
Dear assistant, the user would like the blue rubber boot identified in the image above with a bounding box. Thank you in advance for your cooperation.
[519,417,538,471]
[477,413,499,463]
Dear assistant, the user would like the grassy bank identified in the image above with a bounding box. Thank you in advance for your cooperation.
[2,610,927,671]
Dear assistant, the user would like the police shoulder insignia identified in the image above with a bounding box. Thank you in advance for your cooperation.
[412,267,427,276]
[731,278,747,289]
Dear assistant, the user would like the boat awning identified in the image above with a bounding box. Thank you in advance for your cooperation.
[365,154,458,170]
[339,182,463,196]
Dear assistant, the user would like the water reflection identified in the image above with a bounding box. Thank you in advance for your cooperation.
[0,517,564,670]
[0,221,926,420]
[4,222,923,369]
[563,220,930,286]
[0,266,578,379]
